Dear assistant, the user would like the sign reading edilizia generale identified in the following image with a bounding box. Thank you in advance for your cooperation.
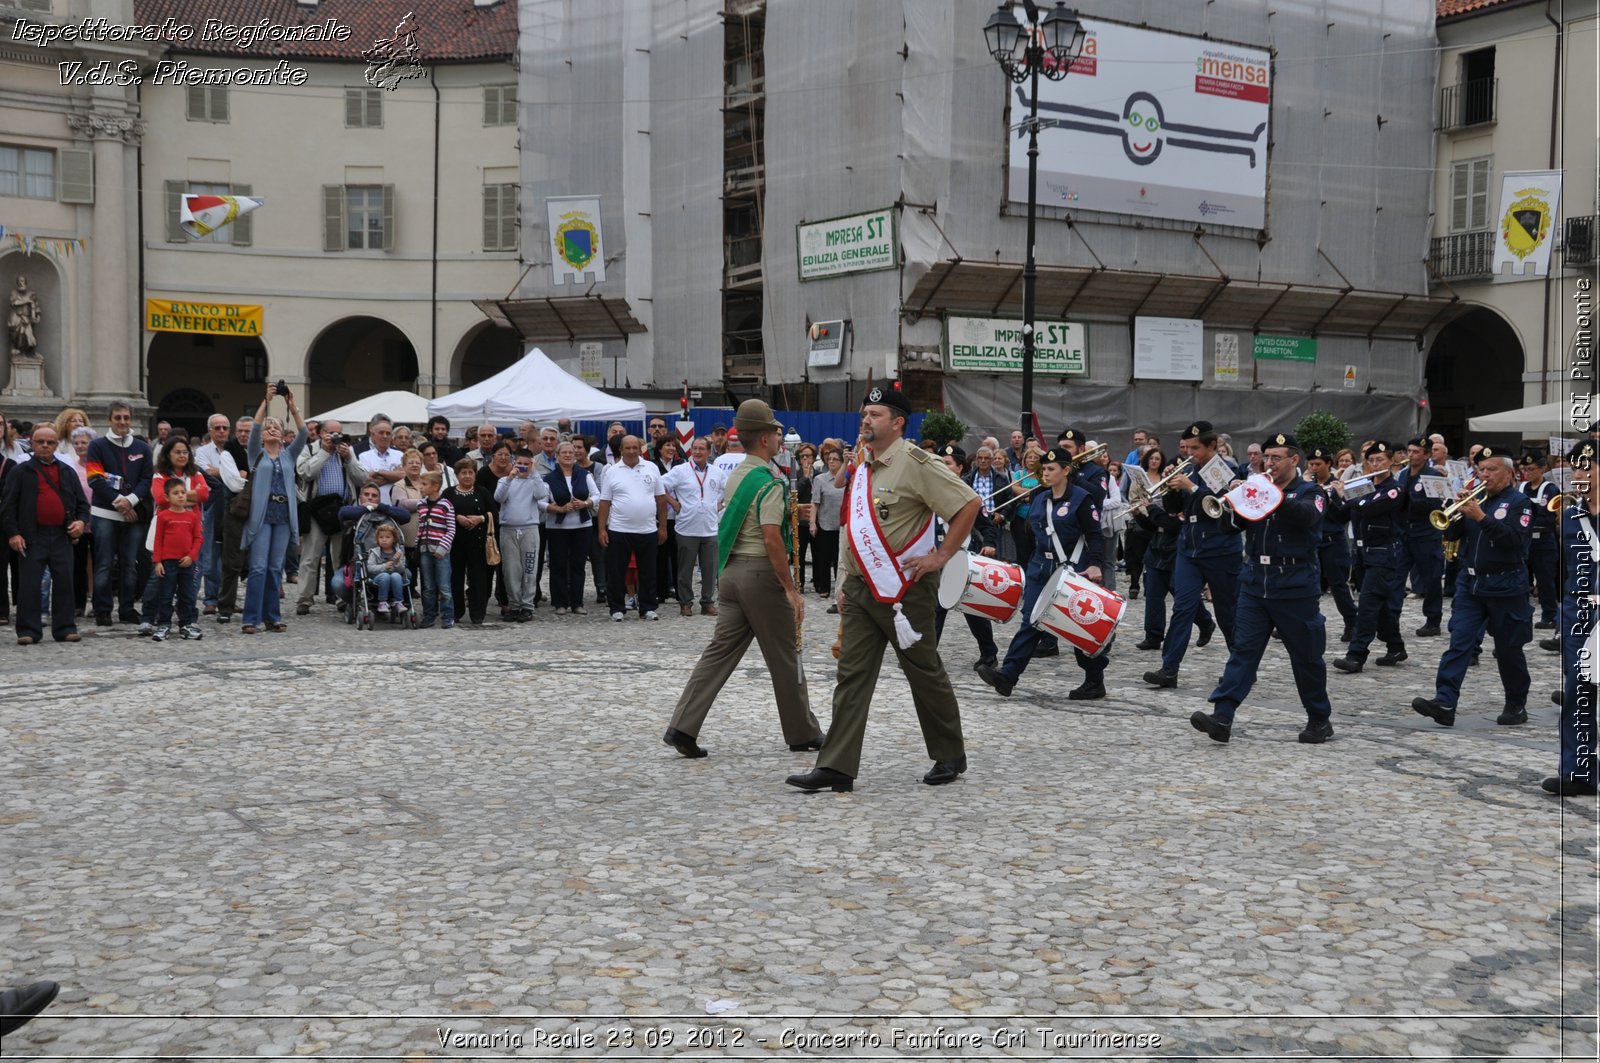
[796,208,897,281]
[145,298,263,336]
[945,313,1088,375]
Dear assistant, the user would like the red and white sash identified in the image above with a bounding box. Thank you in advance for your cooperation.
[845,459,937,649]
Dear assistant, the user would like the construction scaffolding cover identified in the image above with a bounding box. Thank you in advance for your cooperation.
[426,348,647,425]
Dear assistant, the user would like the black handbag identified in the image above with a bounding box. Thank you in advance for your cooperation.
[308,493,344,536]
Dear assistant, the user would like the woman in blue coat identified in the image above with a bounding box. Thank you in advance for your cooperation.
[240,383,308,633]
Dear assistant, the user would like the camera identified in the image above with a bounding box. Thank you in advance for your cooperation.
[326,432,345,447]
[275,379,290,399]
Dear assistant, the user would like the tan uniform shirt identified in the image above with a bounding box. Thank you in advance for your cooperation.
[724,455,787,559]
[841,436,978,579]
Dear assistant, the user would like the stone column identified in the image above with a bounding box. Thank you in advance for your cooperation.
[67,112,144,404]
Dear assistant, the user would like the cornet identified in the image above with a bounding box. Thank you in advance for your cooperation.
[1200,493,1237,520]
[1429,480,1488,530]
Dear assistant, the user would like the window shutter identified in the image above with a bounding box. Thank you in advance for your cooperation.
[231,182,252,245]
[345,89,363,127]
[381,183,395,250]
[212,87,229,122]
[483,185,498,249]
[58,148,93,203]
[502,84,516,124]
[483,86,498,125]
[323,184,344,250]
[1449,165,1467,232]
[501,187,517,251]
[368,90,382,128]
[187,85,205,121]
[166,180,187,241]
[1471,160,1490,229]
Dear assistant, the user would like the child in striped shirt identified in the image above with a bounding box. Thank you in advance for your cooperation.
[414,470,457,628]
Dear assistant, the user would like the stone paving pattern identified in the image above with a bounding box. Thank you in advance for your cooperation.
[3,589,1597,1060]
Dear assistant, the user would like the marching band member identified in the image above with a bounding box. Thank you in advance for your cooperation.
[1142,421,1239,689]
[1130,475,1216,652]
[976,448,1107,701]
[934,444,1000,671]
[1519,451,1560,631]
[1547,440,1598,796]
[787,386,980,792]
[1398,437,1448,638]
[1190,432,1333,743]
[1059,429,1107,505]
[1412,447,1533,728]
[1332,442,1409,673]
[1304,447,1356,642]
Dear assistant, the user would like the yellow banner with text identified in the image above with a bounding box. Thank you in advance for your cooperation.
[145,299,263,336]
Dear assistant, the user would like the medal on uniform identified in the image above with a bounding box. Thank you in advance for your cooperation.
[874,495,888,521]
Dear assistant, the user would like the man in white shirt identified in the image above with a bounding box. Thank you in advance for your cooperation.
[662,437,722,616]
[357,415,404,504]
[193,413,233,614]
[597,435,667,620]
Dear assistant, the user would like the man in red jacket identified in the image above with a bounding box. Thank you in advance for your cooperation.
[0,425,89,644]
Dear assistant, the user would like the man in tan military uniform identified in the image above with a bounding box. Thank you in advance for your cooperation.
[787,387,981,791]
[663,399,824,757]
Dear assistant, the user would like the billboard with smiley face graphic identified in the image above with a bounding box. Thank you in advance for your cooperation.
[1007,16,1272,229]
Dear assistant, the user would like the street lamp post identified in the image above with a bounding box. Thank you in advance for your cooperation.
[983,1,1086,440]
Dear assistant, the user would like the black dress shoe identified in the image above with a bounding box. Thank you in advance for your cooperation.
[1332,656,1365,674]
[1032,641,1059,658]
[662,727,707,759]
[1143,668,1178,688]
[1067,680,1105,701]
[1189,710,1231,743]
[1536,618,1556,630]
[0,979,60,1037]
[1298,719,1335,744]
[1469,648,1481,667]
[1196,619,1215,647]
[94,613,111,627]
[1127,587,1140,600]
[786,767,853,792]
[972,655,997,672]
[1375,647,1408,666]
[1135,636,1161,651]
[922,756,967,785]
[1540,637,1561,652]
[1337,628,1352,643]
[1414,622,1441,637]
[1495,705,1528,726]
[1553,689,1564,707]
[976,663,1015,698]
[1542,776,1599,796]
[788,731,826,752]
[1412,697,1456,727]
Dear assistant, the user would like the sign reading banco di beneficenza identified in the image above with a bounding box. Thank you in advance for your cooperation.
[945,314,1088,375]
[145,298,263,336]
[796,207,897,281]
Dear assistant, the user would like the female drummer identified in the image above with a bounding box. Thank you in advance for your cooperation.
[976,447,1108,701]
[932,445,1001,670]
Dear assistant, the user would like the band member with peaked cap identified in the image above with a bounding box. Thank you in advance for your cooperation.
[1190,433,1333,743]
[787,386,981,792]
[1397,436,1448,638]
[1547,440,1599,796]
[976,447,1107,701]
[1519,450,1560,631]
[1413,446,1534,728]
[933,444,1000,670]
[1332,442,1409,673]
[1143,421,1240,689]
[1304,447,1356,642]
[663,399,824,758]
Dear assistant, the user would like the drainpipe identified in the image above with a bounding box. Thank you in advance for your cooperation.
[430,67,441,397]
[1540,0,1562,404]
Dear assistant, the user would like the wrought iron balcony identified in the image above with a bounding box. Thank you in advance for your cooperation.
[1438,78,1496,131]
[1429,231,1494,280]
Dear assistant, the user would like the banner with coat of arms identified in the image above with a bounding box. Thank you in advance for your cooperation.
[546,196,606,285]
[1492,170,1562,277]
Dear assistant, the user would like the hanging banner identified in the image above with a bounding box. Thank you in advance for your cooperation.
[1493,170,1562,276]
[547,196,606,285]
[1253,334,1317,362]
[944,314,1087,375]
[145,299,263,336]
[796,208,897,281]
[180,194,264,239]
[1133,316,1203,381]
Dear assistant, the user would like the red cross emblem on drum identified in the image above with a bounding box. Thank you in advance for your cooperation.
[938,553,1024,624]
[1070,590,1104,625]
[983,566,1011,594]
[1030,570,1125,658]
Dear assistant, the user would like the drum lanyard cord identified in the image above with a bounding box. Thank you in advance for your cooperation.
[1045,498,1085,574]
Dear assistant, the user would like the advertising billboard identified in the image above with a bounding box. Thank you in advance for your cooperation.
[1007,17,1271,229]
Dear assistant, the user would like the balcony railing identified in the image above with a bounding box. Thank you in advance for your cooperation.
[1563,216,1597,266]
[1429,231,1495,280]
[1438,78,1497,131]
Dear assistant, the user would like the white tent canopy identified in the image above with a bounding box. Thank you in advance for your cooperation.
[1466,401,1570,434]
[309,389,433,427]
[426,347,646,426]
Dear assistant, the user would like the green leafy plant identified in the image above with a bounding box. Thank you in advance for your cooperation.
[919,410,968,448]
[1295,410,1352,456]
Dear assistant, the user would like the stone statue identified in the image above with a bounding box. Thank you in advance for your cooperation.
[7,275,41,360]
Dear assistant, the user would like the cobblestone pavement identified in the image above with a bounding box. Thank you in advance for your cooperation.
[3,587,1596,1060]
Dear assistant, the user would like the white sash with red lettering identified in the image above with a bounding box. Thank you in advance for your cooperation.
[846,459,936,649]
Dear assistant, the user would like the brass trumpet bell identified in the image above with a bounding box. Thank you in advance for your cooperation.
[1429,481,1488,530]
[1548,493,1566,512]
[1200,493,1236,520]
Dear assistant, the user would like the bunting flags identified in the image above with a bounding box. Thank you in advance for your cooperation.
[180,194,264,239]
[0,228,87,259]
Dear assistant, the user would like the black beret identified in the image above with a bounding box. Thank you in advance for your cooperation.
[1306,447,1332,462]
[1059,427,1086,445]
[1406,436,1428,450]
[1475,446,1502,462]
[1518,450,1546,466]
[1569,440,1596,464]
[1363,441,1391,458]
[938,444,966,463]
[1183,420,1214,439]
[1262,432,1296,450]
[1041,448,1071,467]
[862,384,911,418]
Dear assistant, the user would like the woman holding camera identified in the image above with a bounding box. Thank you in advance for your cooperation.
[240,383,308,634]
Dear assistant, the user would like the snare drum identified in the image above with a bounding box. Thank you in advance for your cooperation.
[936,552,1024,624]
[1028,569,1125,657]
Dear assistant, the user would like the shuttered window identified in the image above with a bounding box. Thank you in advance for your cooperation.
[58,148,92,203]
[0,145,55,199]
[483,85,517,125]
[186,86,228,122]
[326,184,395,250]
[230,182,253,246]
[1449,157,1491,232]
[345,88,382,128]
[482,184,517,251]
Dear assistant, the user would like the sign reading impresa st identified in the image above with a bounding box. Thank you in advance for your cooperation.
[1008,16,1271,228]
[796,208,897,281]
[945,314,1087,375]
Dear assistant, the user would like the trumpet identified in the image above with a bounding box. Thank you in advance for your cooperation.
[1548,492,1567,512]
[1200,493,1237,520]
[1072,442,1108,468]
[1430,480,1489,530]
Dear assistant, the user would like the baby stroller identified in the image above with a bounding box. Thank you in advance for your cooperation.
[338,506,418,631]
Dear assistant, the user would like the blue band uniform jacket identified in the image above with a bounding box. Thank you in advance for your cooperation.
[1027,485,1103,579]
[1397,465,1447,541]
[1523,479,1559,550]
[1223,475,1325,598]
[1443,485,1531,597]
[1176,458,1243,560]
[1350,475,1407,567]
[1316,479,1352,552]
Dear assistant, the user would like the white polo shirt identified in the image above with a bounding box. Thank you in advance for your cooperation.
[662,460,721,539]
[598,458,663,533]
[358,445,403,504]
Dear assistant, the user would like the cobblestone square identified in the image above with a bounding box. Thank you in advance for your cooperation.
[3,592,1596,1059]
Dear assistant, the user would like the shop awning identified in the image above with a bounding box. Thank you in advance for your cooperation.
[902,261,1468,341]
[473,296,646,342]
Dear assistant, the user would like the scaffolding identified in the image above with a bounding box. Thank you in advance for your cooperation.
[722,3,766,392]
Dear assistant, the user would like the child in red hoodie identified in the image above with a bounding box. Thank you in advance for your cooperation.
[151,479,205,641]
